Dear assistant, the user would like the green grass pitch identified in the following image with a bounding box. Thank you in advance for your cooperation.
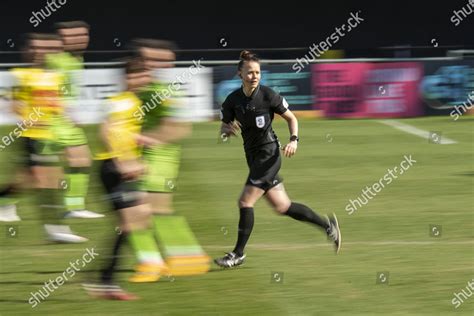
[0,116,472,315]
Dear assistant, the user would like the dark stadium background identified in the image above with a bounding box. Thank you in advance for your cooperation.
[0,0,473,61]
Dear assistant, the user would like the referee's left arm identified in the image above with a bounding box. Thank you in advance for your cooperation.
[281,110,299,140]
[270,92,298,157]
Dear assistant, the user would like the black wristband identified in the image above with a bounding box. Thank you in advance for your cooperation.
[290,135,299,142]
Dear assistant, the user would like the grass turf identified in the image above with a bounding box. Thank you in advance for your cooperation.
[0,116,472,315]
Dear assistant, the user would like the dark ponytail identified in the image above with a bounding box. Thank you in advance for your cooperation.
[238,50,260,71]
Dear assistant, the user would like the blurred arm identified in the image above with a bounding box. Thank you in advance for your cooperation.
[141,118,192,145]
[12,100,25,116]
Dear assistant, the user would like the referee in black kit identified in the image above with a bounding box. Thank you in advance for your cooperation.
[214,50,341,268]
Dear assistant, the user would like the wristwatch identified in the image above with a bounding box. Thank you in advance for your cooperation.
[290,135,299,142]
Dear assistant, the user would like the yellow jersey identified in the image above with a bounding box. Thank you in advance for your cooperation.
[10,68,65,139]
[95,91,143,161]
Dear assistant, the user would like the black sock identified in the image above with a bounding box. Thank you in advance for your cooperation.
[233,207,254,256]
[285,202,329,230]
[101,232,127,284]
[0,184,16,197]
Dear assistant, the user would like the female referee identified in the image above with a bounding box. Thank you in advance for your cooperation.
[214,50,341,268]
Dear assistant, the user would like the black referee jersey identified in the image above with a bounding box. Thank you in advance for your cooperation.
[220,85,289,152]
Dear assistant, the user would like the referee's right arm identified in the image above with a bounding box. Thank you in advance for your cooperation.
[220,97,239,137]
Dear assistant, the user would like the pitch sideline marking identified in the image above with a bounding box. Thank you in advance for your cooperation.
[210,240,474,250]
[377,120,457,144]
[7,240,474,254]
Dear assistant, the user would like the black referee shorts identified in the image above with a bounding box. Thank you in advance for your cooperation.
[245,142,283,192]
[100,159,141,210]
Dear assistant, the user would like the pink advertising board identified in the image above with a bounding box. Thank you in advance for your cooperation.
[312,62,424,118]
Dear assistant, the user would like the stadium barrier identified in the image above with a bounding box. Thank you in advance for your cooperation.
[0,57,472,125]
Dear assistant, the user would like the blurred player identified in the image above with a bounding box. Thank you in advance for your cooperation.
[45,21,103,219]
[130,38,210,279]
[84,58,158,299]
[214,50,341,268]
[6,33,87,242]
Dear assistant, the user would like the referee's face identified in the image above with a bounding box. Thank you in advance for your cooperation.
[239,61,261,90]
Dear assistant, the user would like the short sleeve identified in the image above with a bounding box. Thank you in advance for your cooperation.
[270,93,289,115]
[220,96,235,123]
[10,69,28,102]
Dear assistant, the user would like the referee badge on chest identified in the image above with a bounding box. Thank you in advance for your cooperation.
[256,115,265,128]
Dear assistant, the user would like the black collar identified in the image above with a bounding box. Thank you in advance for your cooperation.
[241,85,260,100]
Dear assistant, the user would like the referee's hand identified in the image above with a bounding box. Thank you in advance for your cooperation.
[221,121,240,137]
[282,141,297,158]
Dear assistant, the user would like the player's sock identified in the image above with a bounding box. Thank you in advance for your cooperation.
[0,184,16,197]
[64,167,90,211]
[284,202,330,230]
[233,207,254,256]
[101,232,127,284]
[38,188,63,224]
[152,215,210,276]
[128,229,164,265]
[152,215,204,254]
